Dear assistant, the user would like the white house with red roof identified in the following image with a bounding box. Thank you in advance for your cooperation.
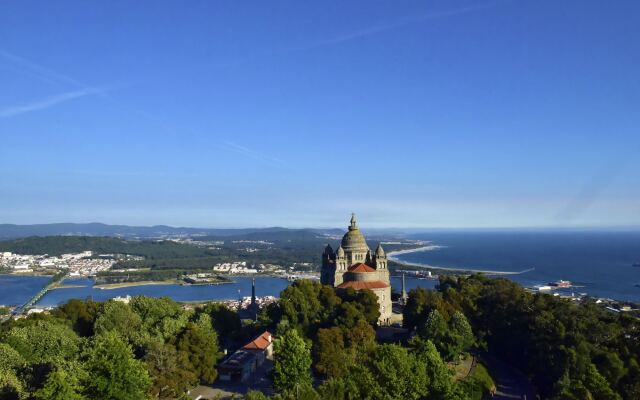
[218,331,274,383]
[242,331,274,360]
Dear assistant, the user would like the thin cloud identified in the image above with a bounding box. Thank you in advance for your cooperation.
[0,51,287,166]
[0,88,106,118]
[290,2,503,52]
[0,50,92,90]
[222,141,289,167]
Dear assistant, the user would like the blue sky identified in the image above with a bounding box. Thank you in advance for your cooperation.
[1,0,639,228]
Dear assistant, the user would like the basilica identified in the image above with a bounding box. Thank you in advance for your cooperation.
[321,214,392,325]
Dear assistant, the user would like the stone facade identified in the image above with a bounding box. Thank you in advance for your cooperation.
[321,214,392,325]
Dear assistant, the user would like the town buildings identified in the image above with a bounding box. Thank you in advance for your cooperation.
[0,251,115,276]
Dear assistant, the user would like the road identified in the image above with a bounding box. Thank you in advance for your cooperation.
[479,352,537,400]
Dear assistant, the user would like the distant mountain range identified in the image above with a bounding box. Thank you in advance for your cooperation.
[0,223,345,240]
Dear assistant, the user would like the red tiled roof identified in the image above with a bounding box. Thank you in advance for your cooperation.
[348,263,376,273]
[242,331,273,350]
[337,280,389,290]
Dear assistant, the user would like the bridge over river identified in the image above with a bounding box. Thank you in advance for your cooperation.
[11,272,68,316]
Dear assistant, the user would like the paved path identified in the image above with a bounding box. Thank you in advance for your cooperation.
[452,354,476,380]
[479,352,536,400]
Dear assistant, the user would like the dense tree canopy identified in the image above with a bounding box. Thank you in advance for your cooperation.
[34,369,85,400]
[272,328,312,392]
[433,275,638,399]
[0,294,224,399]
[3,275,634,400]
[258,280,466,400]
[173,322,220,384]
[83,331,151,400]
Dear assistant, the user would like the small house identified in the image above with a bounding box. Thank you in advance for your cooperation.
[217,331,274,383]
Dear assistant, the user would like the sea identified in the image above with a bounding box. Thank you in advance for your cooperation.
[395,231,640,302]
[0,231,638,308]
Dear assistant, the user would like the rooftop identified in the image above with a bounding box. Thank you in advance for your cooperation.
[219,350,256,369]
[242,331,273,351]
[337,280,389,290]
[348,263,376,273]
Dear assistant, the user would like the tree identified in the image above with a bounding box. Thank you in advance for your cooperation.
[244,390,269,400]
[403,288,453,330]
[129,296,188,341]
[279,384,320,400]
[278,280,323,333]
[93,300,145,346]
[317,285,342,321]
[449,311,475,354]
[144,342,197,399]
[582,363,621,400]
[0,344,25,372]
[341,363,382,400]
[314,327,349,379]
[364,344,430,400]
[34,369,85,400]
[593,351,626,387]
[317,378,347,400]
[343,319,376,364]
[409,337,455,399]
[4,318,81,365]
[199,302,242,338]
[418,310,449,355]
[337,288,380,325]
[52,299,98,337]
[418,309,474,361]
[0,368,25,400]
[272,328,312,392]
[173,322,220,384]
[83,331,151,400]
[334,302,366,329]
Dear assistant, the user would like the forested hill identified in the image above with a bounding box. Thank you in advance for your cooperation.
[0,236,207,258]
[0,235,327,270]
[0,222,344,240]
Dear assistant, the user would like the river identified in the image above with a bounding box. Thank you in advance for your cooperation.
[0,274,435,308]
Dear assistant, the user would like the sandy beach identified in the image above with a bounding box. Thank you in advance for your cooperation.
[388,245,532,276]
[94,280,179,290]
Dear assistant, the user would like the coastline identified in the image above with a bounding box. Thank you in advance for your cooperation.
[55,284,89,289]
[85,274,292,290]
[387,244,442,258]
[388,245,532,276]
[94,280,179,290]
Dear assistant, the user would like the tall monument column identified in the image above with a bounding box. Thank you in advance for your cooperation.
[401,273,408,305]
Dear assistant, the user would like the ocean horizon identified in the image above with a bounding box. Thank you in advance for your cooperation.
[393,230,640,302]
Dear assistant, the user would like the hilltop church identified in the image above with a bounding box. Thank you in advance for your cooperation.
[321,214,392,325]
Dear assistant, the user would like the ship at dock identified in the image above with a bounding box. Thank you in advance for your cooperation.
[548,280,572,288]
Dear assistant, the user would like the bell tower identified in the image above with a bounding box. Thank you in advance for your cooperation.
[373,243,387,270]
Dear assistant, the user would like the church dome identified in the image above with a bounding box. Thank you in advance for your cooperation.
[340,213,369,253]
